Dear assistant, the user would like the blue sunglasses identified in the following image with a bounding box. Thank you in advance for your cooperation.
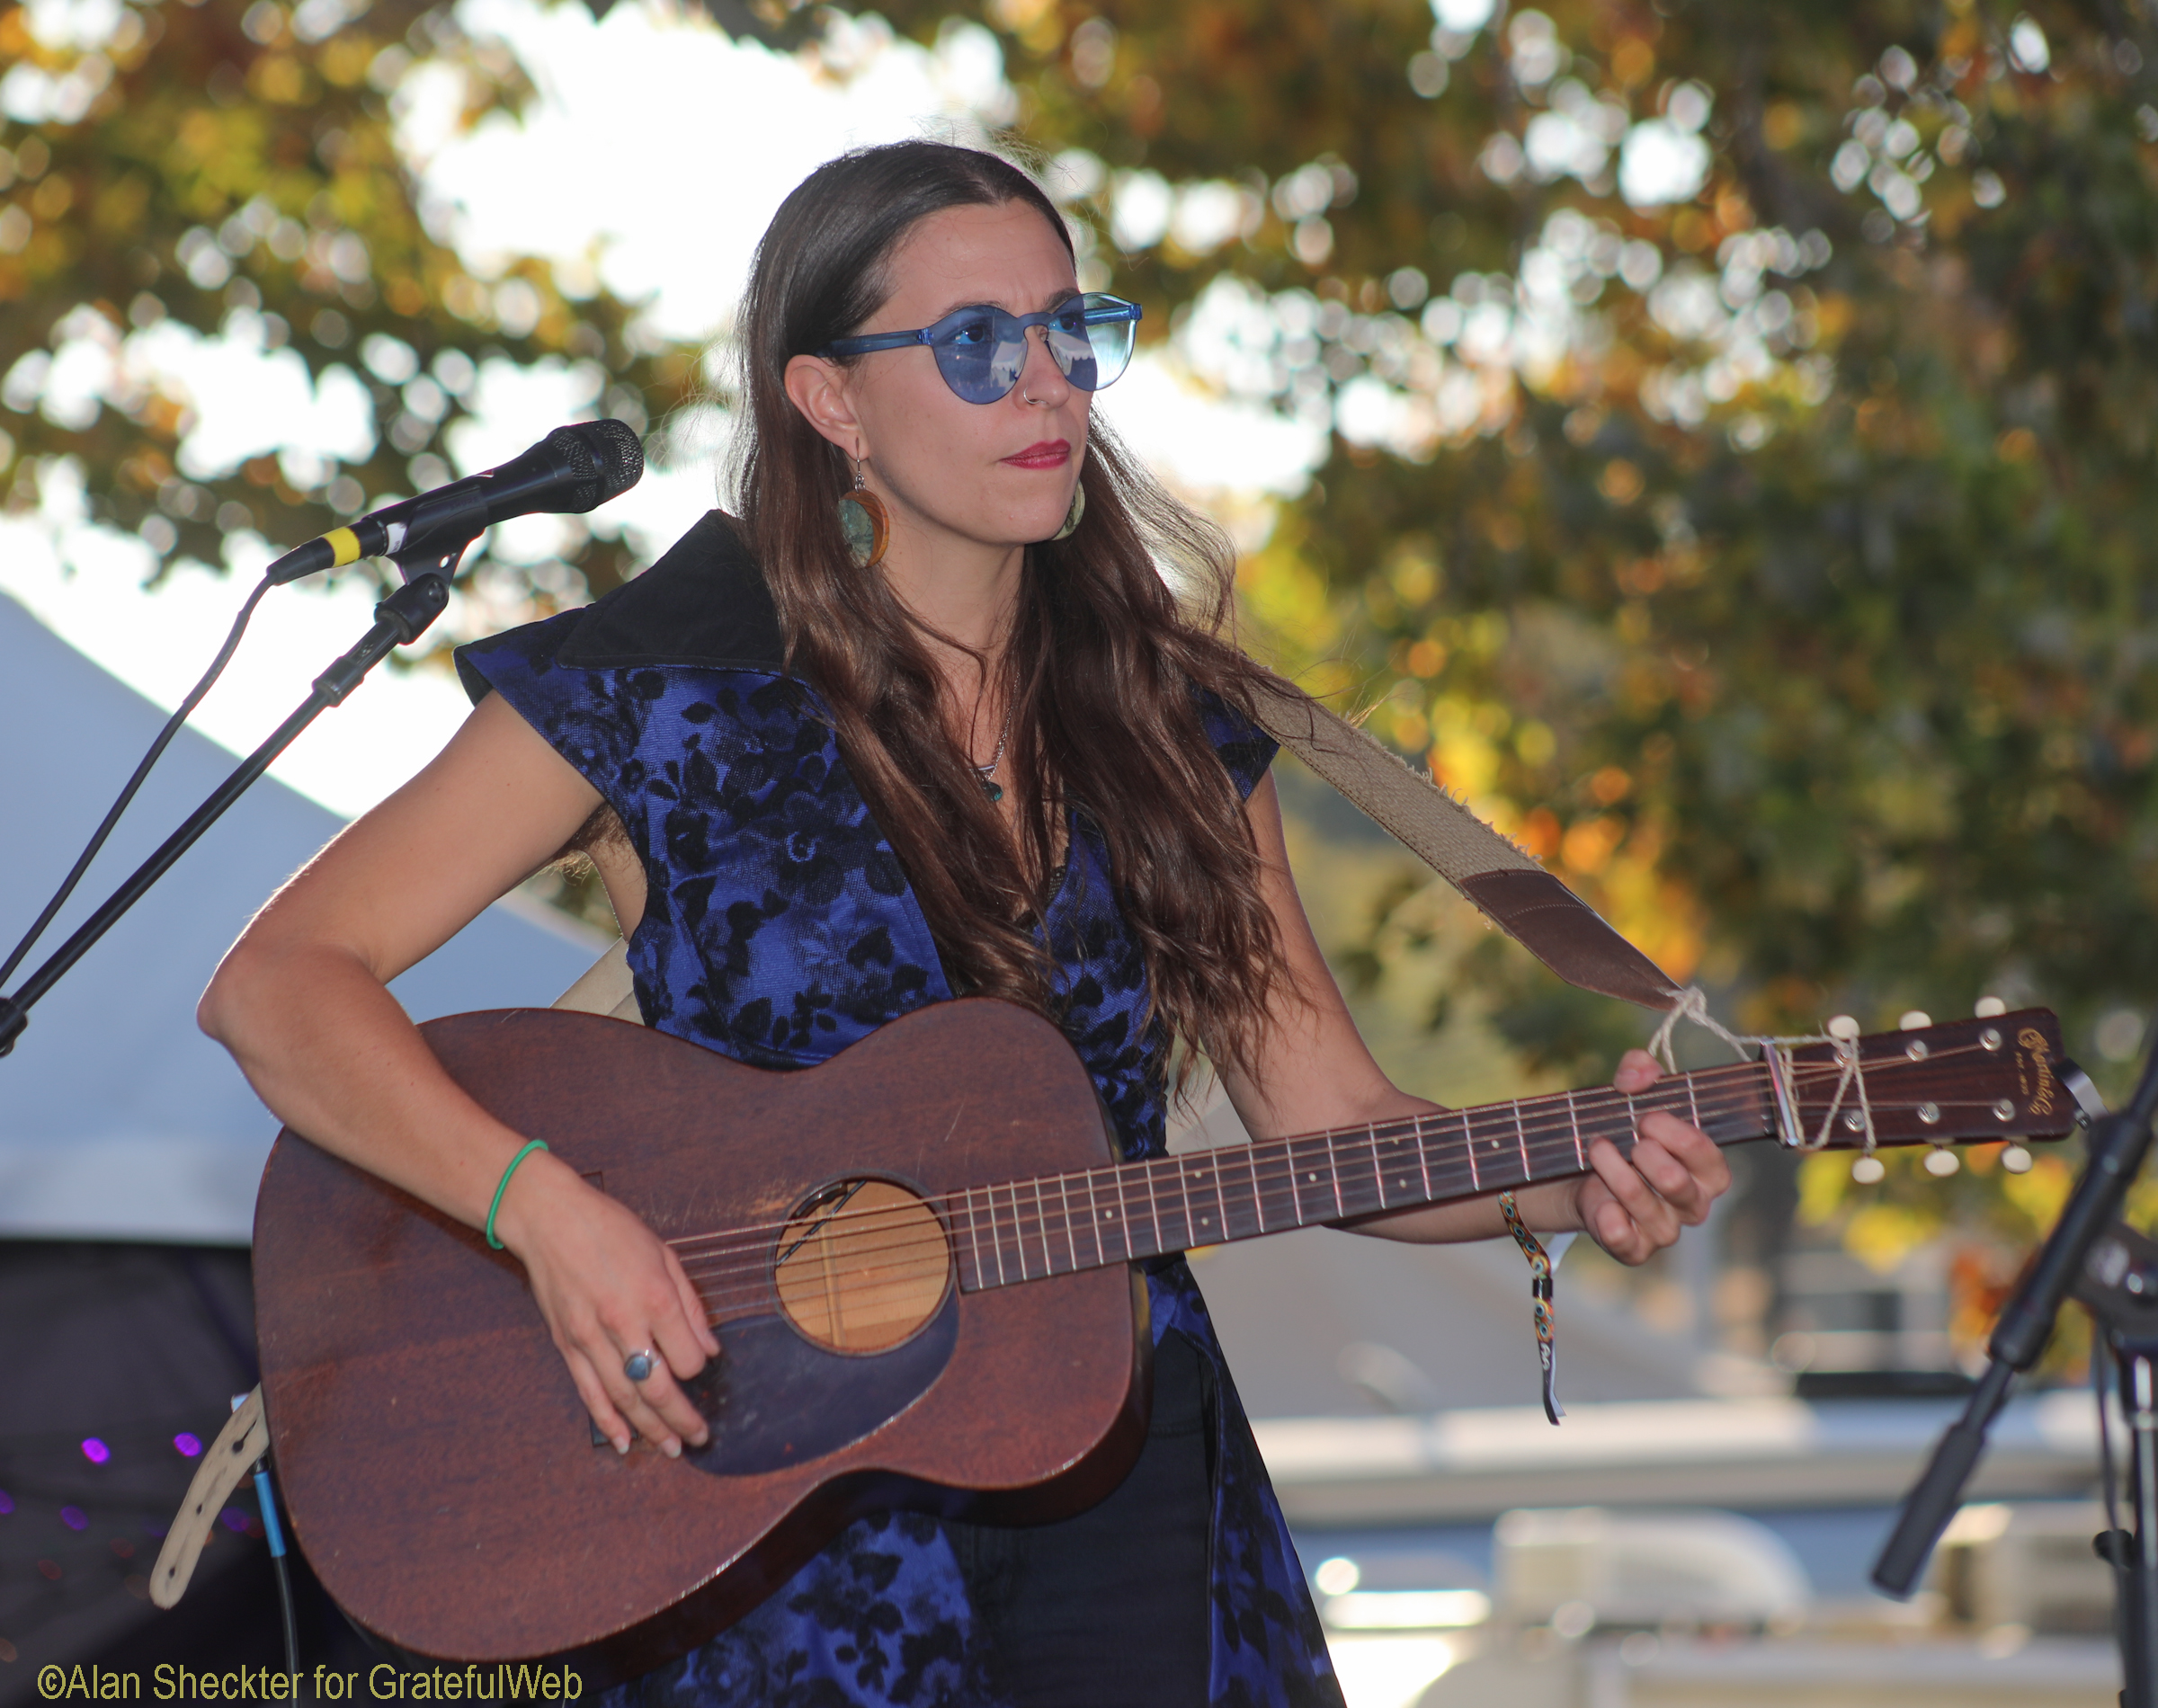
[820,293,1143,405]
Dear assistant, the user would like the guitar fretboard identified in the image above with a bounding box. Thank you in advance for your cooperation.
[945,1061,1776,1293]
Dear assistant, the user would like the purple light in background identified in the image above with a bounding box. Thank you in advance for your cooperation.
[173,1433,202,1458]
[0,1490,13,1514]
[80,1438,110,1465]
[220,1508,249,1534]
[60,1507,87,1531]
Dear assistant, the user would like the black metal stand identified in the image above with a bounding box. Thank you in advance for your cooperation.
[2077,1222,2158,1702]
[0,570,452,1059]
[1872,1025,2158,1707]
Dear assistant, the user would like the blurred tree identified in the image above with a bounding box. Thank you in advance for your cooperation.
[835,0,2158,1279]
[0,0,700,610]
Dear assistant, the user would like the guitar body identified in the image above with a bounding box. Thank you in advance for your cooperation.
[252,1001,1150,1675]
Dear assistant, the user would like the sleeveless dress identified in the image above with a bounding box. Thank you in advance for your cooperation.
[454,513,1343,1708]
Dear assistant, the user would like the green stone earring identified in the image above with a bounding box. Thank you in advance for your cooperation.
[838,459,889,569]
[1044,476,1079,543]
[1049,480,1084,542]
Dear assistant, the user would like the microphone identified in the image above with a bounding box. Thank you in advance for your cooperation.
[265,419,646,584]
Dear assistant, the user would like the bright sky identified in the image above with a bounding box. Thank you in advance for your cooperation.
[0,0,1324,821]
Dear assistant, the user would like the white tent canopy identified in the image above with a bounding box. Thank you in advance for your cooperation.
[0,590,603,1244]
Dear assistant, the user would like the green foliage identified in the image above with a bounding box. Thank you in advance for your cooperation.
[0,0,699,605]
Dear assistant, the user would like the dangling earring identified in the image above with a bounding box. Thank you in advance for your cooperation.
[837,458,889,569]
[1049,479,1084,542]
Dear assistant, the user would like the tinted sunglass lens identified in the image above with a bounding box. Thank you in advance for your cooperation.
[1066,296,1136,389]
[930,313,1022,404]
[1046,309,1099,391]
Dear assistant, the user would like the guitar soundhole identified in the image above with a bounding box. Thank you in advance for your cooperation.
[775,1179,952,1354]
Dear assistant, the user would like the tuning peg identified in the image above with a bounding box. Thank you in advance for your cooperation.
[1900,1010,1931,1031]
[1924,1148,1960,1177]
[1827,1015,1860,1041]
[1851,1154,1886,1184]
[1975,996,2008,1018]
[2001,1144,2033,1174]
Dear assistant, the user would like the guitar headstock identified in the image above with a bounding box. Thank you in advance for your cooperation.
[1780,1009,2081,1150]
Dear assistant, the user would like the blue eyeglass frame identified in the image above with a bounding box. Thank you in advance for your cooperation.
[818,292,1143,405]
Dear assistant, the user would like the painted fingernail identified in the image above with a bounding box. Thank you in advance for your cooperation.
[613,1435,630,1454]
[662,1438,681,1459]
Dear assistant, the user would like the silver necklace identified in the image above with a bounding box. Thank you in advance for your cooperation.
[975,703,1013,803]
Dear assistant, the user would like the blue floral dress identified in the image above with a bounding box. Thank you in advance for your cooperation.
[455,513,1342,1708]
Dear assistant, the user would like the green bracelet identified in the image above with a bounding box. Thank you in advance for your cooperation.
[485,1140,550,1250]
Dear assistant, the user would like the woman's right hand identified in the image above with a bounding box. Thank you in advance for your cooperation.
[492,1152,722,1457]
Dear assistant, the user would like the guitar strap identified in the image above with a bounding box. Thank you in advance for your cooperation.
[1246,672,1683,1012]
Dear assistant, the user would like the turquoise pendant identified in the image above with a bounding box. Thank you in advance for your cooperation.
[980,778,1003,803]
[837,489,888,569]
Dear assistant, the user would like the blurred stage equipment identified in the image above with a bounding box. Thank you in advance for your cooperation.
[0,420,643,1059]
[1874,1013,2158,1704]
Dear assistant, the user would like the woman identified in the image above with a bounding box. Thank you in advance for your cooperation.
[201,141,1729,1708]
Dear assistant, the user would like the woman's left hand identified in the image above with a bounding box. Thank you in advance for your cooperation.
[1572,1047,1733,1265]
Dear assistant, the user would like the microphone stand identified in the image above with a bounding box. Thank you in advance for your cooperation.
[1872,1021,2158,1704]
[0,550,462,1059]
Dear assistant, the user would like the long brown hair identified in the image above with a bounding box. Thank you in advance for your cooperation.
[734,141,1293,1081]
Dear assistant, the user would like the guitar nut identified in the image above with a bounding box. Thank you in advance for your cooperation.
[1918,1102,1940,1125]
[1993,1099,2015,1121]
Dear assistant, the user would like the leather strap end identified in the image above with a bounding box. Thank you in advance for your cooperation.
[151,1386,267,1609]
[1458,868,1683,1012]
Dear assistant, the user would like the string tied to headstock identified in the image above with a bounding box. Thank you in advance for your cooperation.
[1647,986,1881,1155]
[1805,1017,1879,1155]
[1647,983,1753,1074]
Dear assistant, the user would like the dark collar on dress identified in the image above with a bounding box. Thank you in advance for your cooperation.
[556,510,788,673]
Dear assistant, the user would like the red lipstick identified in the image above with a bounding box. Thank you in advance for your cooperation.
[1003,440,1070,469]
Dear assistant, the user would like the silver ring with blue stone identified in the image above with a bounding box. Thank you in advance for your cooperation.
[623,1348,658,1383]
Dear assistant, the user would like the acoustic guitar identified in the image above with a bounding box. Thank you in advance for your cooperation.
[250,1000,2080,1674]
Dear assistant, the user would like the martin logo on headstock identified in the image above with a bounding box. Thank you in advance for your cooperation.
[2017,1026,2060,1119]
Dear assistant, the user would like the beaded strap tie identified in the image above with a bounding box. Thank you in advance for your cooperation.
[1498,1190,1564,1425]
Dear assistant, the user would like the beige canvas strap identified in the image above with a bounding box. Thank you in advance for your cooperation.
[1251,674,1681,1011]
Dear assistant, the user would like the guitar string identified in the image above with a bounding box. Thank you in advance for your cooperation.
[656,1044,2003,1269]
[656,1037,2008,1263]
[673,1120,2029,1325]
[663,1065,2019,1294]
[665,1080,2027,1315]
[672,1115,2035,1329]
[664,1073,1771,1274]
[669,1095,1942,1294]
[665,1074,2021,1298]
[657,1058,1782,1261]
[669,1086,2017,1297]
[665,1088,1786,1312]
